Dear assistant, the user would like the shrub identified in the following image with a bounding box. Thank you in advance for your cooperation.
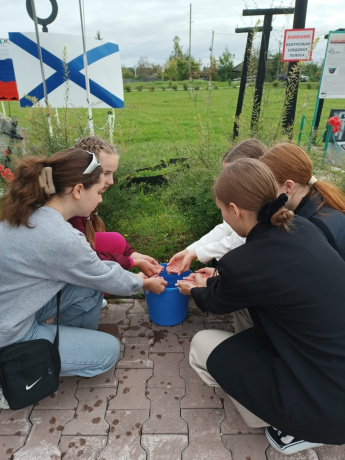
[149,86,155,92]
[194,86,200,91]
[183,82,188,91]
[161,85,166,91]
[136,85,143,92]
[100,181,192,264]
[124,85,131,92]
[167,164,222,243]
[272,80,280,88]
[172,84,178,91]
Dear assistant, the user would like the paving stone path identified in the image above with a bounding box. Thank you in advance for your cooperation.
[1,298,344,459]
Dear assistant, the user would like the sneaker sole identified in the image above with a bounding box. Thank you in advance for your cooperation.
[265,427,323,455]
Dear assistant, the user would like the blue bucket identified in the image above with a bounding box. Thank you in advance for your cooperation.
[145,263,192,326]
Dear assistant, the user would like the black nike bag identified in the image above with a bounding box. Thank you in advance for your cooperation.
[0,291,62,410]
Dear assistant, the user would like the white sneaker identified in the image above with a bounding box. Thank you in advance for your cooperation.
[266,426,323,455]
[0,387,9,410]
[102,299,108,308]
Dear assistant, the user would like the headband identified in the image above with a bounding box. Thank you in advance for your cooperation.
[257,193,288,224]
[83,151,101,174]
[308,176,318,186]
[39,167,56,195]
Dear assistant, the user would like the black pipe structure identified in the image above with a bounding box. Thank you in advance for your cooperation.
[242,8,294,133]
[282,0,308,137]
[232,26,267,139]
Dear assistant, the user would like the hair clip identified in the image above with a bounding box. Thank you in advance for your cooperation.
[39,167,56,195]
[83,151,101,174]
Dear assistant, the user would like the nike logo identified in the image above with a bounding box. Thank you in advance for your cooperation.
[26,377,42,390]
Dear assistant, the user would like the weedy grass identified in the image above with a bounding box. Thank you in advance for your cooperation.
[4,83,345,263]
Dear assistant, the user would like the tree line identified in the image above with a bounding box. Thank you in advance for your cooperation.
[122,35,322,83]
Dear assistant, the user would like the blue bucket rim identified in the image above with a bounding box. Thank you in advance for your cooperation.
[145,262,192,294]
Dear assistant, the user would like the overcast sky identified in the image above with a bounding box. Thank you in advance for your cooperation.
[1,0,343,68]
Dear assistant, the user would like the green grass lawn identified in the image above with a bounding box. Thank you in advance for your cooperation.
[3,82,345,264]
[7,83,343,165]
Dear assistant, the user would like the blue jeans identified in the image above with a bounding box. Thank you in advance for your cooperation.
[20,284,120,377]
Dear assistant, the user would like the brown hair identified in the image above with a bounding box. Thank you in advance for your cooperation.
[75,136,118,159]
[0,148,103,227]
[215,158,294,229]
[261,143,345,212]
[223,138,267,163]
[74,137,117,247]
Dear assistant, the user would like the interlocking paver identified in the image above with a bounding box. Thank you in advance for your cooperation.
[116,337,153,369]
[109,369,152,409]
[147,353,185,388]
[204,312,235,333]
[150,321,183,334]
[177,311,205,338]
[3,297,345,460]
[141,434,188,459]
[204,312,233,324]
[179,340,223,409]
[150,330,184,352]
[100,409,149,460]
[215,387,265,435]
[78,366,118,388]
[315,445,345,459]
[63,387,115,435]
[129,299,149,314]
[121,334,154,347]
[34,376,78,409]
[222,434,268,459]
[0,407,32,436]
[59,435,107,459]
[122,313,154,339]
[181,408,232,459]
[0,435,26,460]
[13,409,74,460]
[266,447,319,459]
[143,387,187,434]
[98,301,131,326]
[205,321,234,332]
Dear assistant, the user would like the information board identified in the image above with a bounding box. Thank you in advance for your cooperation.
[319,31,345,99]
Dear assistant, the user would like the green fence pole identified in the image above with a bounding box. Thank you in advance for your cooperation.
[323,124,332,164]
[297,115,305,146]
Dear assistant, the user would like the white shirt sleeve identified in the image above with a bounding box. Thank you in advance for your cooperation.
[186,221,246,263]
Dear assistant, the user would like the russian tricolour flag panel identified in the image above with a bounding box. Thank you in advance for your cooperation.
[0,39,19,101]
[8,32,124,109]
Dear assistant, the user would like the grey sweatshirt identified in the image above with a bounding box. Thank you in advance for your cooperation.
[0,206,143,347]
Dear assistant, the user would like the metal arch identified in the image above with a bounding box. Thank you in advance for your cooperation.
[26,0,58,32]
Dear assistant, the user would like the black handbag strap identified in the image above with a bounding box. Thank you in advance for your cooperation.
[53,290,61,348]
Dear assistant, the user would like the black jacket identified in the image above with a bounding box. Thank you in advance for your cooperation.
[295,192,345,260]
[191,216,345,444]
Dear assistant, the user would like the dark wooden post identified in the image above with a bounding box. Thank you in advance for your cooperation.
[233,27,266,139]
[282,0,308,137]
[242,8,294,133]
